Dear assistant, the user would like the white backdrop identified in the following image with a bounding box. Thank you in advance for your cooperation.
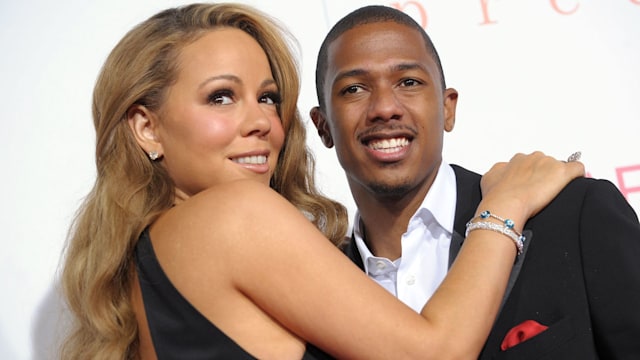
[1,1,638,358]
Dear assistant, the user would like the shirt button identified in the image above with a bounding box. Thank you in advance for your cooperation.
[376,261,386,270]
[406,275,416,285]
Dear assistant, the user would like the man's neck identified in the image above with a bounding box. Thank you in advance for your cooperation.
[355,187,430,260]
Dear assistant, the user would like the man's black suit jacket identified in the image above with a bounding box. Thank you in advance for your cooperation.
[343,165,640,359]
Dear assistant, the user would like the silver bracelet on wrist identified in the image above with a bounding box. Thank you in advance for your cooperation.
[465,211,526,255]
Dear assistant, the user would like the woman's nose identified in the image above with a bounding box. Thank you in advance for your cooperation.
[242,101,273,137]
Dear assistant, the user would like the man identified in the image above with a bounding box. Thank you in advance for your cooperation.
[310,5,640,358]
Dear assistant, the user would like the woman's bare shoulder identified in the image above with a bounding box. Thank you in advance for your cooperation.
[185,180,293,226]
[150,180,303,255]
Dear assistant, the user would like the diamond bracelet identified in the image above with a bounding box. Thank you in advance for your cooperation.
[465,211,526,255]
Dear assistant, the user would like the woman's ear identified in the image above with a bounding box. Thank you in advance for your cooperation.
[127,105,163,160]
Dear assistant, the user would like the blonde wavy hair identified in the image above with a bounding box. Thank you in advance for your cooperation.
[60,3,348,359]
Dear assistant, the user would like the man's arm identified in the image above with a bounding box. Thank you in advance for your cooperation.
[581,179,640,358]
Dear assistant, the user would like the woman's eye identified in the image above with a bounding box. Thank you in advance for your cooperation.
[208,90,234,105]
[260,91,282,105]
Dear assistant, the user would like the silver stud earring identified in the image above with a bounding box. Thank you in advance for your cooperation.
[148,151,159,161]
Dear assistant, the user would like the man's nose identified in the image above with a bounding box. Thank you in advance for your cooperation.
[367,87,404,123]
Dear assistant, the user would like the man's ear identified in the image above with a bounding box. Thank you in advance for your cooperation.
[443,88,458,133]
[309,106,334,148]
[127,104,163,159]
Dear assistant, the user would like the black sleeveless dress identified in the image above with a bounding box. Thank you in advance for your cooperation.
[135,229,334,360]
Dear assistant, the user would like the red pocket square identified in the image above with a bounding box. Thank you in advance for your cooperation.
[501,320,549,351]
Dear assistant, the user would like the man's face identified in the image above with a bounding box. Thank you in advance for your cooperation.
[312,21,458,200]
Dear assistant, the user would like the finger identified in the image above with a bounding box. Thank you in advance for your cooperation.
[565,159,585,178]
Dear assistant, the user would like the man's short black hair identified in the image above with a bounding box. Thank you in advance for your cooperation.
[314,5,446,110]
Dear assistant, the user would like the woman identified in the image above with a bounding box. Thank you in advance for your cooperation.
[60,3,584,359]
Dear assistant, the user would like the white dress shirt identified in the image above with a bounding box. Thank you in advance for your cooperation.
[353,161,457,312]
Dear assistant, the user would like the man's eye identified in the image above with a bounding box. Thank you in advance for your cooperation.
[401,79,420,87]
[342,85,362,95]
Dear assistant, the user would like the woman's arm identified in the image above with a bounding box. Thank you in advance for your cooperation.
[154,152,584,359]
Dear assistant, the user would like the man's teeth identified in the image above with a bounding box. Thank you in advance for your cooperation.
[368,138,409,153]
[233,155,267,164]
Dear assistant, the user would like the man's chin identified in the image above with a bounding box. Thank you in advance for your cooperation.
[366,181,412,199]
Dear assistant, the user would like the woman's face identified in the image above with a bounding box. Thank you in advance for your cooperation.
[154,28,285,199]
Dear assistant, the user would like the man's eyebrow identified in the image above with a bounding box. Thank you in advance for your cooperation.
[332,68,368,86]
[333,62,429,85]
[392,62,428,73]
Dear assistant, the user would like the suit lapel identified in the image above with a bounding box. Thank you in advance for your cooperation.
[500,229,532,310]
[450,165,482,264]
[343,229,365,271]
[450,165,532,310]
[449,230,464,268]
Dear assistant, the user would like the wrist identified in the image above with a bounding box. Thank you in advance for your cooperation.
[476,197,528,233]
[466,210,526,255]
